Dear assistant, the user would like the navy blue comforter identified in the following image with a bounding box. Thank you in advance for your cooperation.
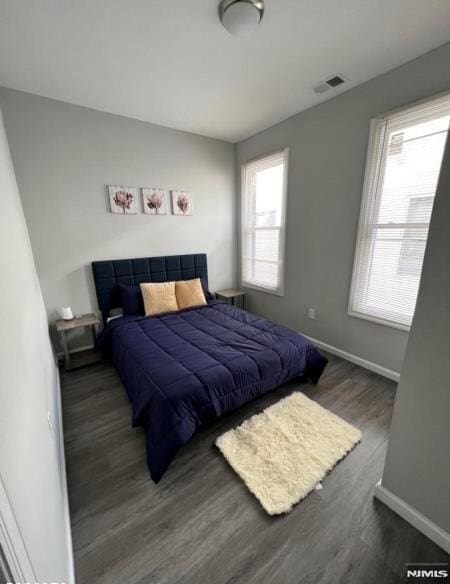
[97,301,327,482]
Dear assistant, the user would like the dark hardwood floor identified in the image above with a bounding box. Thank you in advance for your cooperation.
[61,352,448,584]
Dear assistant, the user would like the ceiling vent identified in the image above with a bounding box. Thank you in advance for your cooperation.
[313,74,347,95]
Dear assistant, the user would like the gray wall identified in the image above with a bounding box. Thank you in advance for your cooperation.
[380,136,450,533]
[0,87,236,349]
[236,42,450,374]
[0,110,73,581]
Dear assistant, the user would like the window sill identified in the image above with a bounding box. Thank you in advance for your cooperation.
[348,309,411,332]
[241,282,284,297]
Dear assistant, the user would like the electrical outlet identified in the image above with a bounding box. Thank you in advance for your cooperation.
[308,308,316,320]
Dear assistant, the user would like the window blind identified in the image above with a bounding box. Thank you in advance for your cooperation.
[241,149,289,295]
[349,94,450,329]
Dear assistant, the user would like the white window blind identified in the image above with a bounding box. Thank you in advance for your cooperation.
[349,94,450,329]
[241,149,289,295]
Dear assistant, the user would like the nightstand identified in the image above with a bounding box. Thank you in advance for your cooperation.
[55,313,101,371]
[216,289,246,309]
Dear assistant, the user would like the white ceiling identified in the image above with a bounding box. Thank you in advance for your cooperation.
[0,1,449,142]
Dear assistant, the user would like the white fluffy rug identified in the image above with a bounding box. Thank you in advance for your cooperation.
[216,392,362,515]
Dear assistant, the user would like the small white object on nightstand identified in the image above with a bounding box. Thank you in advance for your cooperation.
[62,306,73,320]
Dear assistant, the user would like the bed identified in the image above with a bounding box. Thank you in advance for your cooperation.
[93,254,327,482]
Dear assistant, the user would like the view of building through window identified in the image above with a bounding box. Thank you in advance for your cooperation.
[350,98,450,328]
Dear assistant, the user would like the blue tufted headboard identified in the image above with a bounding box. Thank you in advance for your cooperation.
[92,253,208,322]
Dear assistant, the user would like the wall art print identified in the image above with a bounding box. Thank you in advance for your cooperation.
[142,187,167,215]
[171,190,194,216]
[108,185,138,214]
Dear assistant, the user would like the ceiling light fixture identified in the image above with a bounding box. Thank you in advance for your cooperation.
[219,0,264,36]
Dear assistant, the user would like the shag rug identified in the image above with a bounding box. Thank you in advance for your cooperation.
[216,392,362,515]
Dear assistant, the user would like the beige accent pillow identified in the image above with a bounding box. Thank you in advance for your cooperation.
[140,281,178,316]
[176,278,207,310]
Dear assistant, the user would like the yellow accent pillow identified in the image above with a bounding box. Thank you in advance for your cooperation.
[140,281,178,316]
[176,278,207,310]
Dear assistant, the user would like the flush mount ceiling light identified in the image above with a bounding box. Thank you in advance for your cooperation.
[219,0,264,36]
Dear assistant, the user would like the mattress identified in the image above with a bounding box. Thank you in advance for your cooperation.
[97,300,327,482]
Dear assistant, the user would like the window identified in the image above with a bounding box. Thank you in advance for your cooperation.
[241,149,289,295]
[349,94,450,330]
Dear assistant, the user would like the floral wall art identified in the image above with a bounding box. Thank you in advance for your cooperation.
[108,185,194,216]
[142,188,167,215]
[172,190,194,216]
[108,185,138,214]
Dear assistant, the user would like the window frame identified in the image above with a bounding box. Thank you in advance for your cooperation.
[240,148,289,296]
[348,93,450,331]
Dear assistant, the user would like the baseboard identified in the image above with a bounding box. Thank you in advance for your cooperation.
[374,481,450,553]
[54,367,76,584]
[300,333,400,382]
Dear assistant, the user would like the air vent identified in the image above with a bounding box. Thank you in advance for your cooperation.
[313,73,348,94]
[327,75,345,88]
